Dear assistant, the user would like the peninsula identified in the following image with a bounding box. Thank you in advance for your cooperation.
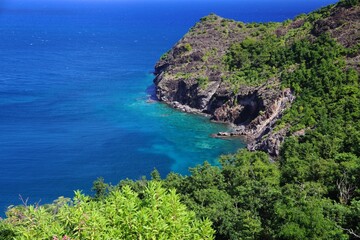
[154,1,359,156]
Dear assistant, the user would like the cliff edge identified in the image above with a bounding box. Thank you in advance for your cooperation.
[154,2,360,157]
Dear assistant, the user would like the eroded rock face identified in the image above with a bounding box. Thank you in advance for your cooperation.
[154,9,360,157]
[247,128,288,157]
[153,14,296,157]
[154,14,253,110]
[312,4,360,48]
[154,3,359,157]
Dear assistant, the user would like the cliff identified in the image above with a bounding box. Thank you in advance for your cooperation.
[154,2,360,157]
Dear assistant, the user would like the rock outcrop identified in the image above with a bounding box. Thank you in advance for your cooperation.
[153,3,359,157]
[153,14,293,157]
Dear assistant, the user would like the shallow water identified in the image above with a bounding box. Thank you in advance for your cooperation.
[0,0,337,213]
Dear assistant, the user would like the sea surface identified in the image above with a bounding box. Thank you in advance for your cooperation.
[0,0,337,214]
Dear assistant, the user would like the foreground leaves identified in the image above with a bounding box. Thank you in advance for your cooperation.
[0,182,214,240]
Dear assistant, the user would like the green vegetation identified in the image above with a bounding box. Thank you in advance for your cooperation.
[1,1,360,240]
[160,51,169,60]
[115,148,357,240]
[197,76,209,89]
[175,72,192,80]
[224,35,282,86]
[218,2,359,239]
[339,0,359,7]
[0,182,214,239]
[237,22,245,28]
[184,43,193,52]
[222,2,346,88]
[200,14,219,23]
[279,34,359,132]
[205,49,217,61]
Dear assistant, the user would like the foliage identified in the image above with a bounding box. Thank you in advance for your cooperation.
[274,183,349,240]
[200,14,219,23]
[160,51,169,60]
[184,43,193,52]
[0,182,214,239]
[116,151,281,240]
[197,76,209,89]
[223,35,282,86]
[339,0,360,7]
[175,72,192,80]
[92,177,110,199]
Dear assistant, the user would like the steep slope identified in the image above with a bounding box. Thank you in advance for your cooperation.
[154,1,359,157]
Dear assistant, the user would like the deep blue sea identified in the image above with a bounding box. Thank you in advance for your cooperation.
[0,0,337,214]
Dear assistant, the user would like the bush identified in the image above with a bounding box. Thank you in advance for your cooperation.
[197,76,209,89]
[184,43,193,52]
[0,182,214,240]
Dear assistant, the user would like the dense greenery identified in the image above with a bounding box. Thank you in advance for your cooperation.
[116,149,358,240]
[1,1,359,239]
[218,1,359,238]
[136,1,359,238]
[0,182,214,239]
[224,34,282,87]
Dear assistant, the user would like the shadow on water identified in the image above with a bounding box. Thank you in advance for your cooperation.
[146,84,159,101]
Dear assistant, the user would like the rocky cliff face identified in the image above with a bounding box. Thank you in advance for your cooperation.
[154,14,253,111]
[153,14,294,156]
[153,3,359,157]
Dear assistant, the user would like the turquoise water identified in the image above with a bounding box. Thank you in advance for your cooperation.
[0,0,337,213]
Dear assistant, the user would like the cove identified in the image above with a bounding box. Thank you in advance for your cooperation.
[0,0,337,214]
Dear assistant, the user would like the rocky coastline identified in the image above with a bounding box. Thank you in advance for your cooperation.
[152,3,360,157]
[152,14,297,157]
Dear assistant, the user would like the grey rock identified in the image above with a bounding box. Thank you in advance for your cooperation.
[153,14,296,157]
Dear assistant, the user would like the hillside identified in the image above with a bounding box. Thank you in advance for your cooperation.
[154,0,360,156]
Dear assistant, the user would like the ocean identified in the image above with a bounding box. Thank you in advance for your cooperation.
[0,0,337,214]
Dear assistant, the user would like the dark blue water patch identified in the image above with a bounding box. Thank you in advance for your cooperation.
[0,0,338,215]
[145,84,158,101]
